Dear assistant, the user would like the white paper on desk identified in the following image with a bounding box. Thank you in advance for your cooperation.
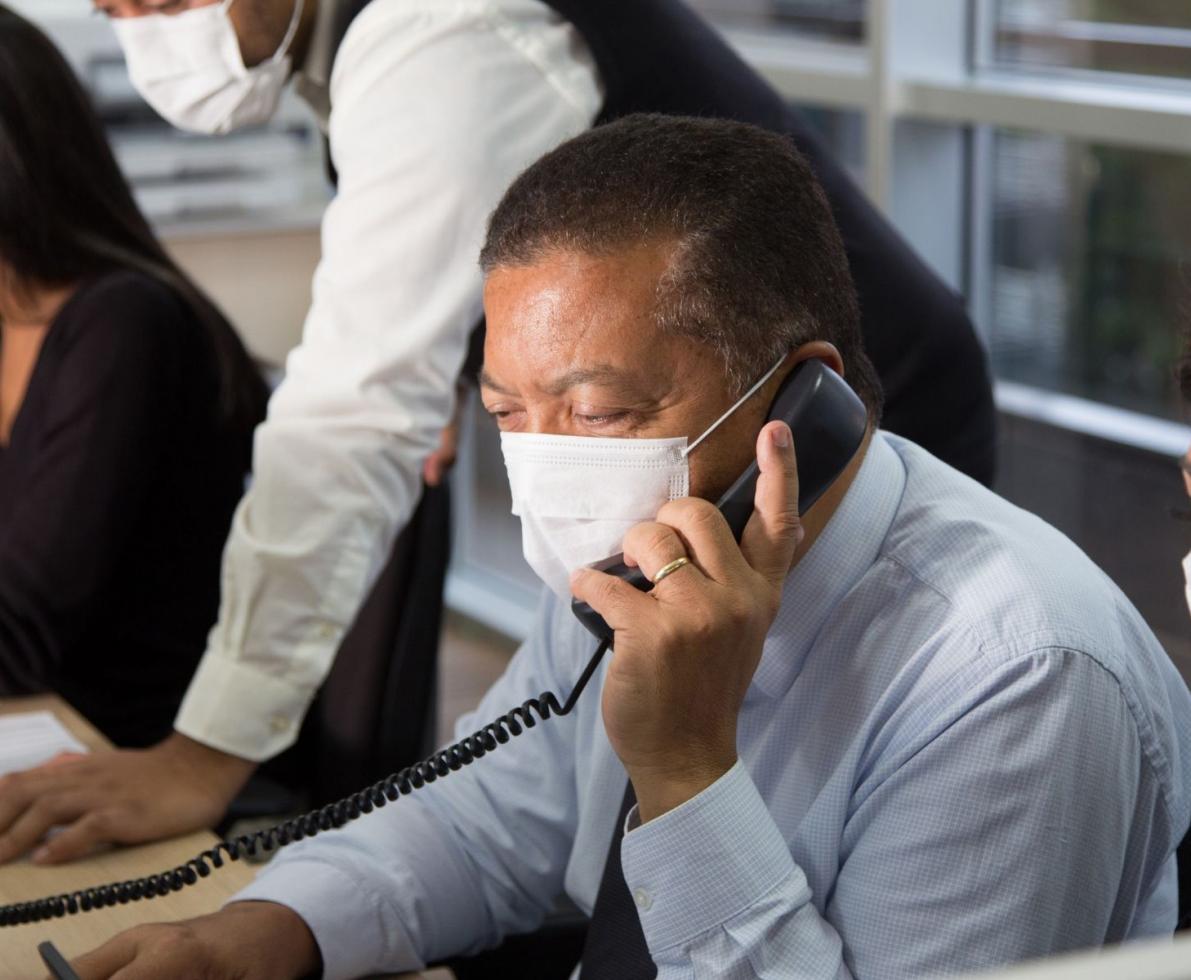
[0,711,89,777]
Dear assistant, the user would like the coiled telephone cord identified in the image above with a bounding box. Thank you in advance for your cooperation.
[0,637,611,928]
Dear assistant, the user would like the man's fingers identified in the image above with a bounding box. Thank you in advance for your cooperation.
[43,752,87,769]
[0,759,88,840]
[621,521,702,585]
[570,566,653,631]
[0,759,117,864]
[740,421,803,586]
[0,790,88,864]
[652,498,745,585]
[422,432,458,486]
[0,777,57,862]
[71,932,140,980]
[0,773,34,847]
[33,810,113,864]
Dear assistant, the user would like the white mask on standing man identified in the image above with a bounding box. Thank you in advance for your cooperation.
[112,0,304,135]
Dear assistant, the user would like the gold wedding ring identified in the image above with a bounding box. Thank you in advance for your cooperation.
[651,556,692,585]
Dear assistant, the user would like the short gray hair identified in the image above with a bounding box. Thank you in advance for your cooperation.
[480,114,882,417]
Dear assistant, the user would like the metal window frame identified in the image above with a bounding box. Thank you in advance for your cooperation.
[980,0,1191,88]
[729,0,1191,445]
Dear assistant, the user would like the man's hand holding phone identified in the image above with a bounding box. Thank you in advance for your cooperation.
[570,420,802,824]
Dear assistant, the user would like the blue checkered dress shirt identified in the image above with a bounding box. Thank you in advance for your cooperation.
[237,432,1191,979]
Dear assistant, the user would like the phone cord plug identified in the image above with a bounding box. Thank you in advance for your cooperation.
[0,637,612,928]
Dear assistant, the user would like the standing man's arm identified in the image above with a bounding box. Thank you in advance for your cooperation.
[0,0,602,863]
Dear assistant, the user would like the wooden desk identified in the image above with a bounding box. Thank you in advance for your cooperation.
[0,696,258,978]
[0,697,446,980]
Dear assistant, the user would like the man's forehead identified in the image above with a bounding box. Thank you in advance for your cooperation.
[480,248,722,400]
[483,252,669,353]
[479,364,653,397]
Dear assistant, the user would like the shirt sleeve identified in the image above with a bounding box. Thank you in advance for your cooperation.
[230,595,594,980]
[621,649,1169,979]
[174,2,603,759]
[0,285,177,691]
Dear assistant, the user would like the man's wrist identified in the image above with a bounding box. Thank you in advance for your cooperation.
[161,731,256,799]
[629,754,737,824]
[222,901,323,976]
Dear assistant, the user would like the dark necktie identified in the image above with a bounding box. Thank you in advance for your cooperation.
[579,781,657,979]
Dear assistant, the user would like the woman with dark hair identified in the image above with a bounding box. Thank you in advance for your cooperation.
[0,4,268,747]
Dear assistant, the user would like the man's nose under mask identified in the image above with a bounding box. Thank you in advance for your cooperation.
[500,356,785,599]
[112,0,304,135]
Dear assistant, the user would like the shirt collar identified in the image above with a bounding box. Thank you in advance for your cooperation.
[293,0,350,130]
[749,430,906,700]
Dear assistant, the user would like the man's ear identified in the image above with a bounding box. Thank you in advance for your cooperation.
[757,343,844,408]
[789,341,844,377]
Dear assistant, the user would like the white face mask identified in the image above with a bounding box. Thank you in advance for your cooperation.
[501,356,785,598]
[112,0,304,135]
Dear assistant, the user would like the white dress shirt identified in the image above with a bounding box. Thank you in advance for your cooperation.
[235,432,1191,979]
[174,0,603,759]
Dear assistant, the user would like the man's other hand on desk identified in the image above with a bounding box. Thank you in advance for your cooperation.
[0,733,254,863]
[67,903,320,980]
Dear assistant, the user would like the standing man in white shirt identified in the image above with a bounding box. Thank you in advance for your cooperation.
[0,0,996,862]
[0,0,603,861]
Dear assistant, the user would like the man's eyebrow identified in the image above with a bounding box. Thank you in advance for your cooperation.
[479,365,633,396]
[477,368,514,394]
[541,366,632,395]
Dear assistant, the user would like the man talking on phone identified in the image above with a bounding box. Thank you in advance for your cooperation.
[67,116,1190,980]
[0,0,995,863]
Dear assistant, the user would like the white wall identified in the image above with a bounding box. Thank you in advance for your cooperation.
[165,230,321,368]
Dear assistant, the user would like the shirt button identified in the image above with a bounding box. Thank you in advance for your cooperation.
[270,714,290,734]
[316,622,337,641]
[633,888,652,911]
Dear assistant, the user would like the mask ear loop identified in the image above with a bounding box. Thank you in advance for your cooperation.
[270,0,305,63]
[682,354,787,458]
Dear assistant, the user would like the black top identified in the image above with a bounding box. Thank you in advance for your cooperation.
[339,0,997,485]
[0,271,255,747]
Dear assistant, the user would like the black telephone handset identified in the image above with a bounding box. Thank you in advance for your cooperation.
[571,359,868,642]
[0,362,867,934]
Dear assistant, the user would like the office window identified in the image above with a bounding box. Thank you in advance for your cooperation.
[979,129,1191,421]
[687,0,865,41]
[796,106,865,184]
[991,1,1191,81]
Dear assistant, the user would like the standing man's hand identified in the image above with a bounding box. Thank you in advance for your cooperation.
[0,733,254,864]
[570,420,802,823]
[422,418,461,487]
[66,903,321,980]
[423,383,471,487]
